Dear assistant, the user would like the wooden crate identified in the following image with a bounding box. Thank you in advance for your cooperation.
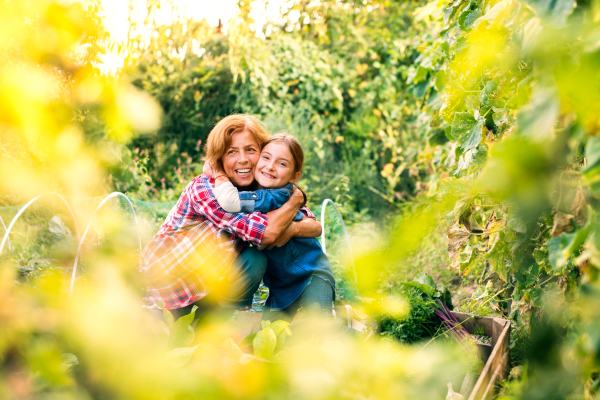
[232,310,510,400]
[451,311,511,400]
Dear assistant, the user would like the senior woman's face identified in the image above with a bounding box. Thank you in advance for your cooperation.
[222,130,260,187]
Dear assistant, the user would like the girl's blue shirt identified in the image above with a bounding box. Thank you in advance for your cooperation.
[238,183,336,311]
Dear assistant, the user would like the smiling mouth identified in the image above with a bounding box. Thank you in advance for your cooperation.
[235,168,251,177]
[260,171,276,179]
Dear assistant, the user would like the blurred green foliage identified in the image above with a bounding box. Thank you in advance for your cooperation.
[5,0,600,398]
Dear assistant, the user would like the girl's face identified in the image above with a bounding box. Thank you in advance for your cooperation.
[255,141,301,188]
[222,130,260,187]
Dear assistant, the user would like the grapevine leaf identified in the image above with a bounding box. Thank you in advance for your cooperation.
[407,66,429,84]
[550,211,575,238]
[525,0,575,26]
[448,226,471,269]
[475,0,513,28]
[583,135,600,195]
[459,245,476,275]
[451,112,484,151]
[459,9,482,30]
[516,85,560,141]
[443,5,458,24]
[479,81,498,106]
[485,234,509,282]
[435,69,446,92]
[440,80,467,124]
[570,187,588,226]
[547,226,589,270]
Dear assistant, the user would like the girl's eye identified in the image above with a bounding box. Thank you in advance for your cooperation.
[279,162,287,167]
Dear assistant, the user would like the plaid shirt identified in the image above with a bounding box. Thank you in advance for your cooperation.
[139,174,314,310]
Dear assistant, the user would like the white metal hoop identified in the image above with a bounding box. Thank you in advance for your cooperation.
[320,199,358,286]
[0,193,81,256]
[70,192,142,296]
[0,215,11,252]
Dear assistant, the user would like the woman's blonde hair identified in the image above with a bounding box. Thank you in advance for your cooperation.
[205,114,270,169]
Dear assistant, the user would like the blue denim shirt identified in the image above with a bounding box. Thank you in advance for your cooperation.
[239,184,335,311]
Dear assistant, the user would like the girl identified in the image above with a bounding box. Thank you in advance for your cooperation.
[210,133,335,323]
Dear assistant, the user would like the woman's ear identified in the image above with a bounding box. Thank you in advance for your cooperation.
[290,171,302,183]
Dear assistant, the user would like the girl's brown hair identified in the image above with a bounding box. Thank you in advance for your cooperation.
[266,132,307,205]
[266,132,304,175]
[205,114,270,169]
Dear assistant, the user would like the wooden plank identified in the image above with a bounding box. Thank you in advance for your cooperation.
[481,352,509,400]
[467,318,510,400]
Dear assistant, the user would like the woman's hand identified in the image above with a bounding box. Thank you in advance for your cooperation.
[262,191,304,246]
[260,222,298,250]
[290,186,305,207]
[261,217,322,249]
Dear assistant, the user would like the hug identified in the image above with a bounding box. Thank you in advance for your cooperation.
[139,114,336,324]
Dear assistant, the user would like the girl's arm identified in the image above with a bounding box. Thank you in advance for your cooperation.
[212,181,242,212]
[191,175,303,247]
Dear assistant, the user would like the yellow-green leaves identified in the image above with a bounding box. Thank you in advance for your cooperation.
[526,0,575,26]
[584,135,600,195]
[450,112,485,151]
[253,326,277,361]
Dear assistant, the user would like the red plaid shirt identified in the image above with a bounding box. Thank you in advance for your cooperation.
[139,174,314,310]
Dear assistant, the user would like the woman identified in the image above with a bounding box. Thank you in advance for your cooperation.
[139,114,322,319]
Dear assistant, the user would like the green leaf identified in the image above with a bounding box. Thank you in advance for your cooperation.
[409,272,436,297]
[253,327,277,360]
[49,216,72,238]
[443,5,459,24]
[583,136,600,195]
[168,306,198,348]
[485,233,510,281]
[435,70,446,92]
[165,345,199,368]
[440,80,467,124]
[525,0,575,26]
[220,338,244,360]
[451,112,484,151]
[459,245,477,275]
[59,353,79,373]
[459,9,482,30]
[516,85,560,141]
[407,66,429,84]
[479,81,498,106]
[161,306,175,328]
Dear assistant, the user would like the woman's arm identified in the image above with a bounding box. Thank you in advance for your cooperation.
[264,217,322,249]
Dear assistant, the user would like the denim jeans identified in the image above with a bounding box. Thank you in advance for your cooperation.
[261,275,334,323]
[171,245,267,320]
